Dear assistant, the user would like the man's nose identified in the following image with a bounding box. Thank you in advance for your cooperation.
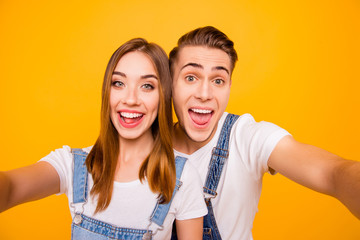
[195,80,213,101]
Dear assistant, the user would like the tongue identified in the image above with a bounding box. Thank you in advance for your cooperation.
[189,110,212,125]
[123,116,141,124]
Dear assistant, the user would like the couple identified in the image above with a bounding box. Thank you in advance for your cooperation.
[1,26,359,240]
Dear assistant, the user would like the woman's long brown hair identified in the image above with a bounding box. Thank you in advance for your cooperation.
[86,38,175,213]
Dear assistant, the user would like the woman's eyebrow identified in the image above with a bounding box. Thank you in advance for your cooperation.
[113,71,126,77]
[113,71,157,80]
[141,74,158,80]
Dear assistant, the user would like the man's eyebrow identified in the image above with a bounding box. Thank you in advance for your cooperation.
[212,66,229,75]
[113,71,126,77]
[180,62,229,75]
[180,62,203,71]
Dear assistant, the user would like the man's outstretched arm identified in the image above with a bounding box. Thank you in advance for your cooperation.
[268,135,360,219]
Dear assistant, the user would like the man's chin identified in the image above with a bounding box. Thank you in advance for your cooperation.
[185,127,216,145]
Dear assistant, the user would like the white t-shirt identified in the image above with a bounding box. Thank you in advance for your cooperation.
[40,146,207,240]
[174,112,291,240]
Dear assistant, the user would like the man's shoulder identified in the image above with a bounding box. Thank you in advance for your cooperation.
[224,112,286,139]
[221,112,256,126]
[225,112,290,145]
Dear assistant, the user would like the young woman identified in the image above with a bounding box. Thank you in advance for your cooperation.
[0,38,207,239]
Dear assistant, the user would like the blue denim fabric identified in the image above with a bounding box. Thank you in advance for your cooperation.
[203,114,239,196]
[72,214,151,240]
[202,199,221,240]
[171,113,239,240]
[72,149,88,203]
[150,156,187,227]
[202,114,239,240]
[70,150,187,240]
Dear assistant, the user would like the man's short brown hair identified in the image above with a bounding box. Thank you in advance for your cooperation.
[169,26,238,75]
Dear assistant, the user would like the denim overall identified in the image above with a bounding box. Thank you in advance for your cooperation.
[171,113,239,240]
[70,149,187,240]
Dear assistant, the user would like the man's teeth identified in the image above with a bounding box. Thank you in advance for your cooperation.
[191,109,212,114]
[120,112,142,118]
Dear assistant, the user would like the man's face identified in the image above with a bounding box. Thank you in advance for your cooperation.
[172,46,231,144]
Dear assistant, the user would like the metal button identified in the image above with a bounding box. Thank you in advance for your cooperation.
[142,232,151,240]
[74,214,83,225]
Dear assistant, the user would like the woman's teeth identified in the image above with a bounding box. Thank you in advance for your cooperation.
[191,109,212,114]
[120,112,143,118]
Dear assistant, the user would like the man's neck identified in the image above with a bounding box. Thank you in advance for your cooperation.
[172,122,216,155]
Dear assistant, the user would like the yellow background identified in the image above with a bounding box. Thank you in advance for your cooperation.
[1,0,359,239]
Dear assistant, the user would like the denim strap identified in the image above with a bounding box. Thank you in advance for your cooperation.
[203,114,239,197]
[72,148,89,204]
[150,156,187,227]
[71,149,186,228]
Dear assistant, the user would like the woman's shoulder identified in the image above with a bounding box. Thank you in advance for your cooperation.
[40,145,92,161]
[177,158,201,183]
[40,145,72,162]
[172,157,208,220]
[39,145,92,195]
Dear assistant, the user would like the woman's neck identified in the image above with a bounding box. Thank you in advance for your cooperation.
[115,131,154,182]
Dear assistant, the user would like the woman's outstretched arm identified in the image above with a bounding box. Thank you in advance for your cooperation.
[0,161,60,212]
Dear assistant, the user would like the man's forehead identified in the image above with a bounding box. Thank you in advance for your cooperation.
[177,46,231,69]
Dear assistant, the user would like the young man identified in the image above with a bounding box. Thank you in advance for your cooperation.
[169,26,360,240]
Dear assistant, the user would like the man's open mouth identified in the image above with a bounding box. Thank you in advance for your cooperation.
[188,108,213,126]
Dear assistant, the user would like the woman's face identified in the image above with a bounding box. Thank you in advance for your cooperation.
[110,51,160,141]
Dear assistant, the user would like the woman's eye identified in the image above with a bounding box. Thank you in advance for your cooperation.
[185,76,196,82]
[142,83,154,90]
[112,81,124,87]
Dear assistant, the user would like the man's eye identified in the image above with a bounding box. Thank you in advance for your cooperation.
[185,76,196,82]
[112,81,124,87]
[142,83,154,90]
[214,79,224,85]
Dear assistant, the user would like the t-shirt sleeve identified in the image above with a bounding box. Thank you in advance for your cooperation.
[234,114,291,178]
[38,145,73,196]
[174,161,208,220]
